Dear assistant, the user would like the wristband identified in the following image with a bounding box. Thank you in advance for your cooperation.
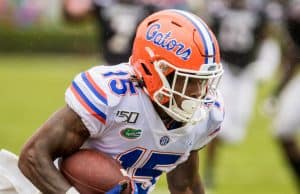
[66,187,80,194]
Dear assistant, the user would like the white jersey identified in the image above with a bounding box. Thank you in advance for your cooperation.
[65,63,224,193]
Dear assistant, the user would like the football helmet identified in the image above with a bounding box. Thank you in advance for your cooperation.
[130,9,223,123]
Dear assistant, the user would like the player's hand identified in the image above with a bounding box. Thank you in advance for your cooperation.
[105,180,138,194]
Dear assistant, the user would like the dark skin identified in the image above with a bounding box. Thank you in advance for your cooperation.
[167,151,204,194]
[19,107,205,194]
[19,69,207,194]
[18,105,90,194]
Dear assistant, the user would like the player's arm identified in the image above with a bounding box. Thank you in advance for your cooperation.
[167,150,204,194]
[273,42,299,97]
[18,105,90,194]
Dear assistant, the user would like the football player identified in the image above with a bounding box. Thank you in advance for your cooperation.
[202,0,281,188]
[270,0,300,189]
[15,9,225,194]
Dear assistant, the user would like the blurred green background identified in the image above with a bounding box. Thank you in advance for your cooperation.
[0,0,298,193]
[0,55,298,194]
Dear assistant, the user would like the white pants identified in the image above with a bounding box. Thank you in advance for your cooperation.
[0,149,40,194]
[217,64,257,143]
[273,75,300,138]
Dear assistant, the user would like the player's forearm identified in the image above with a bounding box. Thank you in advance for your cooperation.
[18,146,71,193]
[190,179,205,194]
[168,175,204,194]
[19,106,89,193]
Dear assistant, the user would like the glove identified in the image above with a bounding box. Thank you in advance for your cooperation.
[105,180,138,194]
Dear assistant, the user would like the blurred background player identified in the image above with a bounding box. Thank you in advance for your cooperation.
[268,0,300,190]
[201,0,281,188]
[63,0,189,65]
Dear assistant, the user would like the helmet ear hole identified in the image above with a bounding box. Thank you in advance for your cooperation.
[141,63,152,75]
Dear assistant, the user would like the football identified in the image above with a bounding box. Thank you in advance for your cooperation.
[59,149,131,194]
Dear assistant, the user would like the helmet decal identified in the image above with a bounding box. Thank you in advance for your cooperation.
[171,10,216,64]
[146,23,192,60]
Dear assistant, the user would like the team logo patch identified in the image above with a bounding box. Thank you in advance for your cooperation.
[160,136,170,146]
[120,128,142,139]
[146,23,191,60]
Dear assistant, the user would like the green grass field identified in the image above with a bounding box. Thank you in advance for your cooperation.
[0,54,298,194]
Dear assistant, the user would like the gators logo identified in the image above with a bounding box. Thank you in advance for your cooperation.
[146,23,192,60]
[120,128,142,139]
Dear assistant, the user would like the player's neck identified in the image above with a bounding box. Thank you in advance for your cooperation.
[153,103,184,130]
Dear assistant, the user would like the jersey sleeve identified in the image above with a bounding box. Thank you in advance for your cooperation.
[65,70,109,137]
[192,92,225,150]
